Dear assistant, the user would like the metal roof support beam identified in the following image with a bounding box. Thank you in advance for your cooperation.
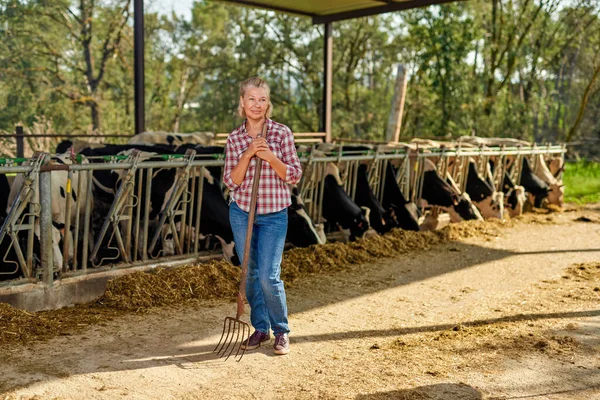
[322,22,333,143]
[219,0,315,17]
[312,0,461,24]
[134,0,145,134]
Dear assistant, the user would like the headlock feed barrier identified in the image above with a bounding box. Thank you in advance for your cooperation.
[0,143,565,291]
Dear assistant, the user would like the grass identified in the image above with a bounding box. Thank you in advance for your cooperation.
[563,160,600,204]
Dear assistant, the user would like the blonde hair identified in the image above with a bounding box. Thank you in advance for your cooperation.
[237,76,273,118]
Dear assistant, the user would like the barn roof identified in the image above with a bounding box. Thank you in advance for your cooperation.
[215,0,461,24]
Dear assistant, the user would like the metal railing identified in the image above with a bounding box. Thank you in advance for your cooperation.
[0,143,566,287]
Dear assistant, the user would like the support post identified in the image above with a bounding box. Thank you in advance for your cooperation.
[385,64,408,143]
[134,0,145,134]
[322,22,333,143]
[39,162,54,286]
[16,125,24,158]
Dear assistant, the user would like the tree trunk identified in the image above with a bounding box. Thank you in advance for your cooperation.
[566,62,600,143]
[385,64,408,143]
[173,67,191,133]
[90,101,100,131]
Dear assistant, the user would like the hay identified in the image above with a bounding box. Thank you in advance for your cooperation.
[101,260,240,311]
[564,262,600,282]
[441,219,507,240]
[0,302,121,347]
[0,303,59,345]
[0,210,572,348]
[280,229,450,283]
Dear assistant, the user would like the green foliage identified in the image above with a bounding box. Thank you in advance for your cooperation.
[563,161,600,204]
[0,0,599,142]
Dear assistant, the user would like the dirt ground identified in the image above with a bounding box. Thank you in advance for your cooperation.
[1,206,600,400]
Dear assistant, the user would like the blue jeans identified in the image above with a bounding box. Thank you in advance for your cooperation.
[229,201,289,335]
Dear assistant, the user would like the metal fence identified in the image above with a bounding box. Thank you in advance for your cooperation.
[0,143,566,287]
[297,144,566,223]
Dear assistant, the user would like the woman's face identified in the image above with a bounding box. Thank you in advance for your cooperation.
[241,86,269,121]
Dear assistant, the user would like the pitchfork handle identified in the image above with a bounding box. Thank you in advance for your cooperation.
[236,124,267,319]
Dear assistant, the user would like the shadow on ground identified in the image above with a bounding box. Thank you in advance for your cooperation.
[2,227,600,395]
[356,383,483,399]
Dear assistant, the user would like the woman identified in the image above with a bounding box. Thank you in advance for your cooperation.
[223,77,302,355]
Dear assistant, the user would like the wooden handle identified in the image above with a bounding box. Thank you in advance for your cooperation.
[236,123,267,319]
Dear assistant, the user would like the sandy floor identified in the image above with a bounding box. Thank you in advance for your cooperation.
[1,207,600,400]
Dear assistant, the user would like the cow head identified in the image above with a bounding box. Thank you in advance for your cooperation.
[215,235,240,266]
[445,173,484,222]
[506,185,526,217]
[547,183,564,207]
[446,193,483,222]
[473,191,504,219]
[350,207,370,240]
[287,185,327,247]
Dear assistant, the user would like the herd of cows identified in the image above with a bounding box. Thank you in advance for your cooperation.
[0,132,565,282]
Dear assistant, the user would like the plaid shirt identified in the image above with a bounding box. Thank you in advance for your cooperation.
[223,119,303,214]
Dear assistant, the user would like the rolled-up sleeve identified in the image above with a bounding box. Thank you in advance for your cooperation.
[281,129,302,185]
[223,137,240,191]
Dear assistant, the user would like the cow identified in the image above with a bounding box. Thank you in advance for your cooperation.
[287,185,326,247]
[518,157,550,208]
[188,168,239,265]
[174,144,226,182]
[501,171,526,217]
[381,162,420,231]
[464,160,504,219]
[322,163,370,241]
[7,154,89,269]
[129,131,215,147]
[74,144,239,265]
[419,159,483,222]
[547,156,565,179]
[0,173,41,281]
[0,173,9,219]
[532,154,564,207]
[354,164,399,235]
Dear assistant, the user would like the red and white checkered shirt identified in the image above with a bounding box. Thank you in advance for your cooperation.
[223,119,303,214]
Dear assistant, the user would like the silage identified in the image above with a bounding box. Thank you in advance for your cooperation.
[0,212,560,347]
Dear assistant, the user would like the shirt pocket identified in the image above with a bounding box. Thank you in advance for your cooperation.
[267,136,283,159]
[236,144,249,158]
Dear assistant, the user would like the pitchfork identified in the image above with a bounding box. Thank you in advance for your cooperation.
[214,125,266,362]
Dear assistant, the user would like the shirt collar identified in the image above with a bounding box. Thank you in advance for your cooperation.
[242,118,271,136]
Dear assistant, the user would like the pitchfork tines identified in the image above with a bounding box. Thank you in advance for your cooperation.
[214,125,266,362]
[213,314,249,362]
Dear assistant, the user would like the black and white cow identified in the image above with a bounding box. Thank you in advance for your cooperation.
[0,173,41,281]
[0,173,9,220]
[129,131,215,147]
[381,163,420,231]
[519,157,550,208]
[420,159,483,222]
[532,154,564,207]
[7,154,89,268]
[75,144,239,265]
[501,171,526,217]
[287,185,326,247]
[184,167,239,265]
[465,160,504,219]
[322,163,370,241]
[355,164,398,235]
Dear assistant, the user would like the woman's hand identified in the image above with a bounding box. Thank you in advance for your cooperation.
[245,137,269,157]
[256,148,277,163]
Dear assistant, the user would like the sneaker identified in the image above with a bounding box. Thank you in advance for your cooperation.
[273,333,290,355]
[241,330,270,350]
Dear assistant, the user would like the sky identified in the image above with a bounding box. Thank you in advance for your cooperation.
[150,0,196,19]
